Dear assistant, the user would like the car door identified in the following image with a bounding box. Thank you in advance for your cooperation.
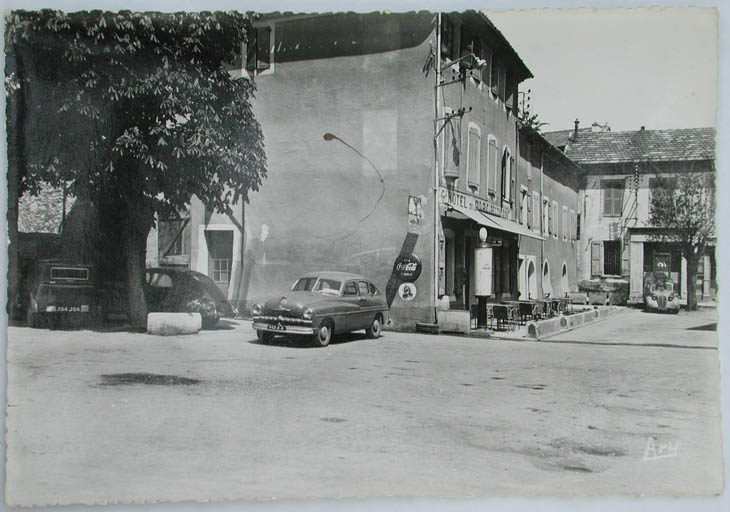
[357,280,378,328]
[340,280,363,332]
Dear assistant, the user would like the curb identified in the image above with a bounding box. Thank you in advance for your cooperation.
[526,306,623,341]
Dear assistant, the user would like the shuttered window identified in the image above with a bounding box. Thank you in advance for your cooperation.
[533,192,540,232]
[246,26,271,72]
[591,241,602,277]
[602,180,624,217]
[467,125,481,190]
[488,138,498,194]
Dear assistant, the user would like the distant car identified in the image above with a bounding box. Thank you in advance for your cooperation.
[144,268,238,328]
[644,273,680,314]
[25,260,99,328]
[251,271,389,347]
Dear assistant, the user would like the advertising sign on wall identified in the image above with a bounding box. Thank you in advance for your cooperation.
[407,195,423,234]
[393,254,422,282]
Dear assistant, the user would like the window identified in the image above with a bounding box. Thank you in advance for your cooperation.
[159,217,190,258]
[343,281,359,296]
[570,209,576,241]
[501,147,512,205]
[488,136,498,194]
[466,124,481,190]
[211,258,230,284]
[147,272,173,288]
[603,241,621,275]
[543,197,550,236]
[490,54,499,96]
[590,242,602,277]
[246,26,272,74]
[542,261,552,297]
[357,281,370,295]
[550,201,560,238]
[533,191,541,233]
[576,212,581,240]
[314,279,342,293]
[602,180,624,217]
[206,230,233,284]
[498,64,507,102]
[369,282,381,295]
[520,188,529,225]
[562,205,568,241]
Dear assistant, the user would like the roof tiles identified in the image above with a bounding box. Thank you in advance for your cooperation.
[564,127,716,164]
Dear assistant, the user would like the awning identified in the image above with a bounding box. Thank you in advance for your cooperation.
[446,203,544,241]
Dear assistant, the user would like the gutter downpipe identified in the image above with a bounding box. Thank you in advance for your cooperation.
[540,149,545,295]
[433,13,442,323]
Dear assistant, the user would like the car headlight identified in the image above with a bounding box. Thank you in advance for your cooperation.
[651,295,657,301]
[668,295,673,301]
[303,308,313,320]
[252,304,262,316]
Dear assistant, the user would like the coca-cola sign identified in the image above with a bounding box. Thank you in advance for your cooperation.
[393,254,422,282]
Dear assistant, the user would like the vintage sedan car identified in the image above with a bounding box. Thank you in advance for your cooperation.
[144,268,238,328]
[644,273,680,314]
[251,271,389,347]
[25,259,99,328]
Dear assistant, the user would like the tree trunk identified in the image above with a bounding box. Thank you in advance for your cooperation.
[122,218,150,329]
[6,48,24,319]
[685,253,699,311]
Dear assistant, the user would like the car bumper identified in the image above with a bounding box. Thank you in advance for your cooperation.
[252,320,316,336]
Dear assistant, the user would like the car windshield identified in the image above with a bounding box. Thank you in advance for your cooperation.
[292,277,318,291]
[313,278,342,295]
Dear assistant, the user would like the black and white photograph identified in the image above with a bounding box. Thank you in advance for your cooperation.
[2,0,727,509]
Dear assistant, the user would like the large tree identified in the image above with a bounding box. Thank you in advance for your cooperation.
[649,168,715,311]
[5,10,267,326]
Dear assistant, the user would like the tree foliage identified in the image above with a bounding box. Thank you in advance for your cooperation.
[6,9,266,216]
[649,167,715,310]
[5,10,267,326]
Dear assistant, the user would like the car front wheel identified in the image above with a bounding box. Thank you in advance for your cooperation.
[313,321,332,347]
[257,330,274,344]
[366,314,382,339]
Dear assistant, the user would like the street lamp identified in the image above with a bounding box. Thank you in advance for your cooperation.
[323,132,386,240]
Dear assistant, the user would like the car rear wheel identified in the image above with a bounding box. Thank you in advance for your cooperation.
[366,314,382,339]
[201,316,220,329]
[256,330,274,344]
[313,321,332,347]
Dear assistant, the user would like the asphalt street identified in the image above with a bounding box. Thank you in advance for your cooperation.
[4,307,722,505]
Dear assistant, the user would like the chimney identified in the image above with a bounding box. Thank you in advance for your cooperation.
[573,118,580,140]
[640,126,645,131]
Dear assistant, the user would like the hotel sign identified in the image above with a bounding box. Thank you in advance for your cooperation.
[439,186,509,219]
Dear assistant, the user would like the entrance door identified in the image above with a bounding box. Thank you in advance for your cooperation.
[205,230,233,296]
[517,255,526,300]
[528,259,537,299]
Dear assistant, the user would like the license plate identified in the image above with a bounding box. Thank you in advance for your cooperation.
[46,305,89,313]
[268,323,286,331]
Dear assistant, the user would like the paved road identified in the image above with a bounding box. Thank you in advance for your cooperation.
[4,307,722,505]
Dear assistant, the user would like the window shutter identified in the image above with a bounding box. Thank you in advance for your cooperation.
[591,241,602,277]
[245,31,258,71]
[257,27,271,70]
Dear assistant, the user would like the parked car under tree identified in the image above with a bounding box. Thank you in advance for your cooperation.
[25,259,100,329]
[644,272,680,314]
[251,271,389,347]
[144,268,238,328]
